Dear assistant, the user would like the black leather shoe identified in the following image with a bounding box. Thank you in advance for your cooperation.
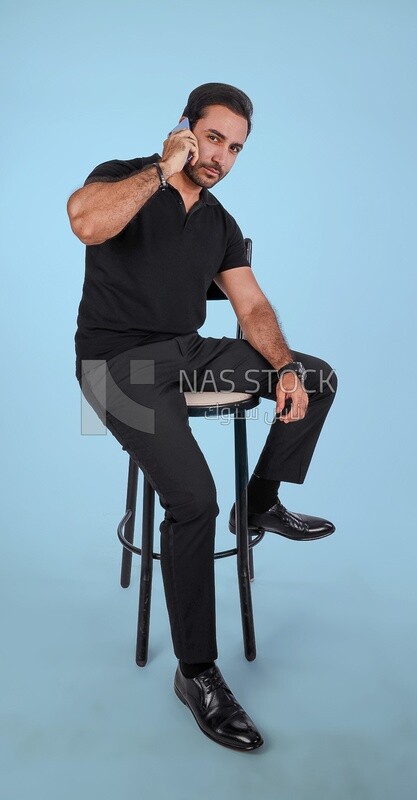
[229,499,335,541]
[174,663,264,751]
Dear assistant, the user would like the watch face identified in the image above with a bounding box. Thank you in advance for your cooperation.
[287,362,306,383]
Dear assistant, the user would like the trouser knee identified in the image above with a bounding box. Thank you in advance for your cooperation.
[311,359,338,398]
[178,482,219,525]
[321,363,338,397]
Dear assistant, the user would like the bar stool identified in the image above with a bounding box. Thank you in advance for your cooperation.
[116,239,265,666]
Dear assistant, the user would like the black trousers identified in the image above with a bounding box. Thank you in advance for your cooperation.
[78,332,337,662]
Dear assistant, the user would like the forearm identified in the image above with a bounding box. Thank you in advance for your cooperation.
[239,300,292,371]
[67,164,163,245]
[68,127,198,245]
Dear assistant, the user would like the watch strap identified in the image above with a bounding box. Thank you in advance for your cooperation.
[277,361,306,384]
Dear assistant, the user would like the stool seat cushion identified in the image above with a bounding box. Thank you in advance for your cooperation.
[183,391,254,408]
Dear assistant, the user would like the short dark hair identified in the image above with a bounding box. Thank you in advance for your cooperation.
[182,82,253,137]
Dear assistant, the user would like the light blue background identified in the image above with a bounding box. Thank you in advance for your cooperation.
[1,1,416,798]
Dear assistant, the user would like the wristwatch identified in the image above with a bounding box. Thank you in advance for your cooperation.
[277,361,307,386]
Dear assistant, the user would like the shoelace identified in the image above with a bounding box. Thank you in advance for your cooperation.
[200,673,228,695]
[272,499,308,532]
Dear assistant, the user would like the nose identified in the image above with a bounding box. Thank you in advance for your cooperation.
[211,146,227,167]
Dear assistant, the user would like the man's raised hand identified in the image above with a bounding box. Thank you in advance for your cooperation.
[160,129,199,178]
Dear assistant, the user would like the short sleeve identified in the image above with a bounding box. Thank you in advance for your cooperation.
[217,217,251,273]
[83,154,160,186]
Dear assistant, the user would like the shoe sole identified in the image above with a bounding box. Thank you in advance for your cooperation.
[228,521,335,542]
[174,683,264,752]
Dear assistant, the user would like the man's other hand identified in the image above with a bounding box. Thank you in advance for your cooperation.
[276,371,309,423]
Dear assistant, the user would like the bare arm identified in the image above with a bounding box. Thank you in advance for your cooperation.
[214,266,308,422]
[239,299,292,371]
[214,267,292,369]
[67,127,199,245]
[67,167,161,245]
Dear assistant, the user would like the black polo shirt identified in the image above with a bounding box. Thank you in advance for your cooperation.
[75,153,250,378]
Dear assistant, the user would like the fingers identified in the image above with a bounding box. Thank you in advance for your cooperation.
[185,133,199,165]
[276,380,309,424]
[161,129,199,172]
[189,144,198,166]
[282,392,309,423]
[280,398,307,424]
[164,129,198,148]
[276,385,287,415]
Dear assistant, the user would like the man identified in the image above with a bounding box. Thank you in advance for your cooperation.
[67,83,337,752]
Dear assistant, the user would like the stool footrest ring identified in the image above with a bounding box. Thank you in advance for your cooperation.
[117,510,265,561]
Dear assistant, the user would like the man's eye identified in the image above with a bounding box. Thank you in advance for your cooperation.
[209,135,218,141]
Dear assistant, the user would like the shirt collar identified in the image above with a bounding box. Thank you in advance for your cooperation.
[153,153,218,206]
[200,187,218,206]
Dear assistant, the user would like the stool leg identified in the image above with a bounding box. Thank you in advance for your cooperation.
[136,477,155,667]
[234,415,256,661]
[249,537,255,582]
[120,457,139,589]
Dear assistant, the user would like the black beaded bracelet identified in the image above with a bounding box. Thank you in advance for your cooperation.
[152,162,168,191]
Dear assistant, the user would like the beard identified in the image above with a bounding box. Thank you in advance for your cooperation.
[183,160,226,188]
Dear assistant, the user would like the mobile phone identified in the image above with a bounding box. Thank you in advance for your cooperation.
[168,117,190,136]
[168,117,192,163]
[276,398,292,420]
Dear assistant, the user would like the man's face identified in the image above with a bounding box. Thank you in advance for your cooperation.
[183,104,247,189]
